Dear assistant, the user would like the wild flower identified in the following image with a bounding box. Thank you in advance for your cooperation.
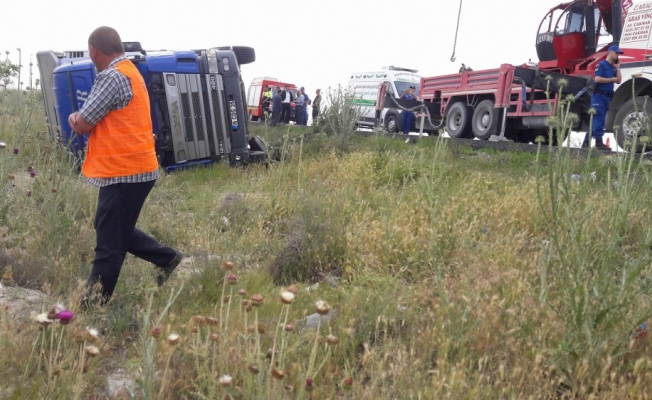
[32,312,54,326]
[342,376,353,391]
[26,190,32,197]
[305,377,314,392]
[206,317,218,325]
[326,334,339,345]
[209,333,219,341]
[237,289,247,296]
[271,368,285,380]
[13,147,18,154]
[226,273,238,285]
[287,285,299,295]
[30,171,36,178]
[57,310,74,325]
[251,293,264,306]
[315,300,331,315]
[248,364,260,374]
[257,323,266,334]
[47,304,64,319]
[285,324,294,332]
[167,333,180,345]
[84,345,99,357]
[150,326,162,338]
[222,261,234,270]
[191,315,207,326]
[218,374,233,387]
[280,290,296,304]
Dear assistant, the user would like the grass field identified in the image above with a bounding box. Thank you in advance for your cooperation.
[2,89,652,399]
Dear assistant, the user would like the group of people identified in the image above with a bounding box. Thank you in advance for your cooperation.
[261,85,322,127]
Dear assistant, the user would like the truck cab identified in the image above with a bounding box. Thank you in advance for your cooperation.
[36,43,266,172]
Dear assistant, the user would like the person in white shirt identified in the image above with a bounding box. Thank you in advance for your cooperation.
[281,85,294,124]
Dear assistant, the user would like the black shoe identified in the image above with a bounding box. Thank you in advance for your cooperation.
[594,138,609,151]
[156,251,184,286]
[581,141,590,149]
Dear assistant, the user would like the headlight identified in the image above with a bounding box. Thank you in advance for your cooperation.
[207,50,218,74]
[222,57,230,71]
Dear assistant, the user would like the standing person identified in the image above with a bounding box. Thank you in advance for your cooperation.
[261,85,272,123]
[312,89,322,121]
[584,45,622,150]
[67,26,183,307]
[301,87,310,125]
[400,85,417,135]
[295,88,306,126]
[280,85,294,124]
[271,89,283,127]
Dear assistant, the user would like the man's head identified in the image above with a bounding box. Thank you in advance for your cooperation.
[316,89,321,95]
[607,45,624,62]
[409,85,416,94]
[300,87,305,93]
[88,26,125,71]
[284,85,289,90]
[277,89,282,95]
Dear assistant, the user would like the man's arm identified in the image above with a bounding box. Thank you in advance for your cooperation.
[68,112,94,134]
[68,68,133,134]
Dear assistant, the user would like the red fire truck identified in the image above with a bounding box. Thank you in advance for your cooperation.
[246,77,298,121]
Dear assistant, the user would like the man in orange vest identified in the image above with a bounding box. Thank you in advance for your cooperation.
[67,26,182,306]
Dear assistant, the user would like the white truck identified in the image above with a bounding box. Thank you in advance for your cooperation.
[347,66,422,133]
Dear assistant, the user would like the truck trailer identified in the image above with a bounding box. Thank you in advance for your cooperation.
[36,43,268,171]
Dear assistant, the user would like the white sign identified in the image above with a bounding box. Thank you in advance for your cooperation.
[621,10,652,44]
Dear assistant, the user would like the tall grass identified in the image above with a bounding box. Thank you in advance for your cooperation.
[1,86,652,398]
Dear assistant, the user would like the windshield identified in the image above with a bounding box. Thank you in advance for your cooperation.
[394,81,419,98]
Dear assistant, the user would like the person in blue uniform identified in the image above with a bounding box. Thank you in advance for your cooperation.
[401,86,417,135]
[586,45,623,150]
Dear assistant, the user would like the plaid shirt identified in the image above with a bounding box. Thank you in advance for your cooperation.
[79,55,159,187]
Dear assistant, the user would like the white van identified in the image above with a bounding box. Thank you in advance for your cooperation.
[347,66,421,132]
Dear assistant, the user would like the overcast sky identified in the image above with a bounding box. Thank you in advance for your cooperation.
[2,0,615,95]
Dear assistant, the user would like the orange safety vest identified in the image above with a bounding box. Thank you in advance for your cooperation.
[81,59,158,178]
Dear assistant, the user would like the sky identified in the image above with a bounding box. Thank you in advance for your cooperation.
[1,0,614,94]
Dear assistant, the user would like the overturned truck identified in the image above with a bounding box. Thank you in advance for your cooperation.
[37,43,267,171]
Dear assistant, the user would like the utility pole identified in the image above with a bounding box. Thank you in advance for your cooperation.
[29,56,33,90]
[4,51,8,61]
[16,48,21,91]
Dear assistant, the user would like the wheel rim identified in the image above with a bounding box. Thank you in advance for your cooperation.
[388,118,396,132]
[449,109,463,132]
[475,109,491,133]
[622,111,648,140]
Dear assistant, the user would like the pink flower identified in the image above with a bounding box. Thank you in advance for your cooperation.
[30,171,36,178]
[226,273,238,285]
[13,148,18,154]
[57,310,74,325]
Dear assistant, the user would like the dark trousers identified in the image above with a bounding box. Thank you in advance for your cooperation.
[271,110,281,127]
[282,103,291,123]
[86,180,176,304]
[590,93,610,139]
[402,111,415,135]
[312,107,319,120]
[296,105,305,125]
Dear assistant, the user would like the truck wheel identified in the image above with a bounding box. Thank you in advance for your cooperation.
[614,96,652,152]
[249,135,268,154]
[217,46,256,65]
[472,100,500,140]
[446,102,473,138]
[385,114,398,133]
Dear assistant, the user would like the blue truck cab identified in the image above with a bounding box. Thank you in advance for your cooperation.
[36,43,266,172]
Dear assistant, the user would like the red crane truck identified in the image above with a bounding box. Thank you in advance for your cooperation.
[404,0,652,151]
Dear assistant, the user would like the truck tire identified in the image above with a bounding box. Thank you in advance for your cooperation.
[217,46,256,65]
[385,114,399,133]
[249,135,268,154]
[472,99,500,140]
[446,102,473,138]
[614,96,652,152]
